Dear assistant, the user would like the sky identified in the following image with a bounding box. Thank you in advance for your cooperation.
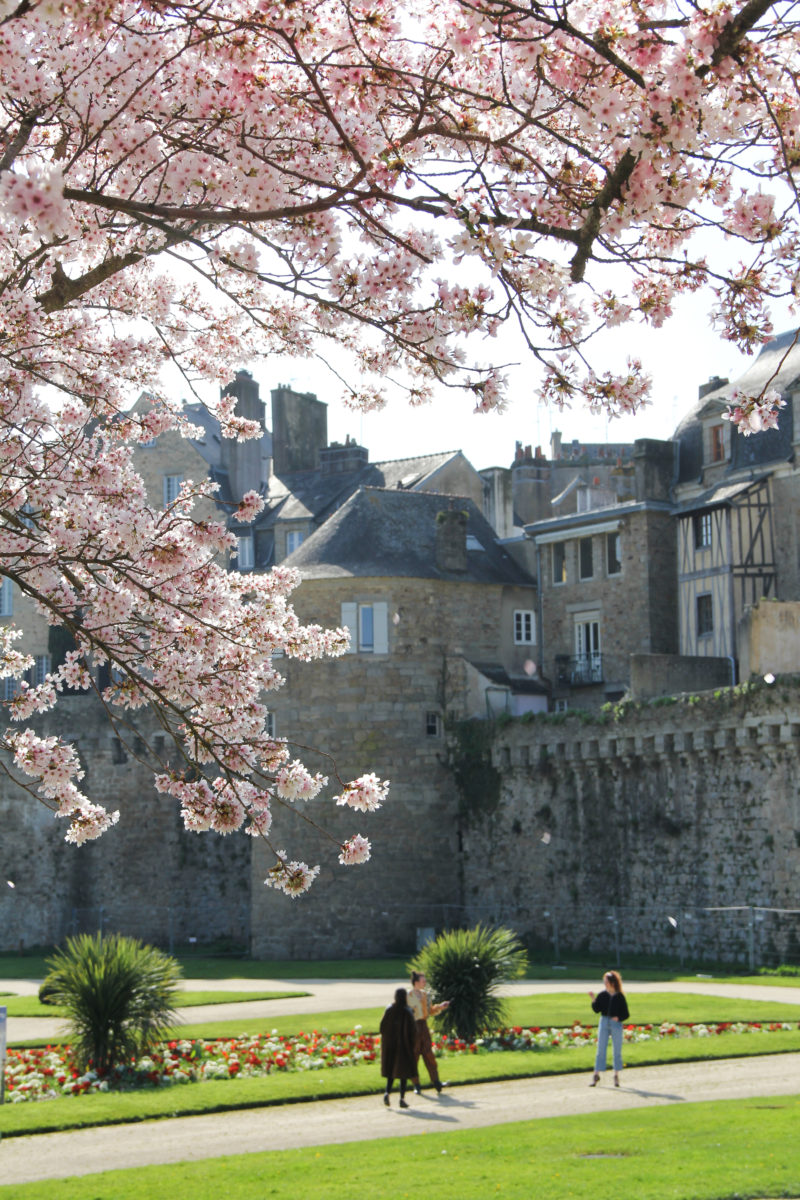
[168,286,795,474]
[246,293,766,471]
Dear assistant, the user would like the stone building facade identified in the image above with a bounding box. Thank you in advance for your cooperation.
[250,487,541,958]
[525,440,678,710]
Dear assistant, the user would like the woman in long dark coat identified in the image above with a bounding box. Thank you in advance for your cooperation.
[380,987,417,1107]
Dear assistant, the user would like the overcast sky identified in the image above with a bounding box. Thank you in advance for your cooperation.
[172,288,794,473]
[252,291,769,471]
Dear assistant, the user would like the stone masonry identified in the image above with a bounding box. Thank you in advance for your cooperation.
[459,683,800,966]
[0,696,250,951]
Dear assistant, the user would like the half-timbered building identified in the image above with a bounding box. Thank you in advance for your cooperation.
[672,330,799,667]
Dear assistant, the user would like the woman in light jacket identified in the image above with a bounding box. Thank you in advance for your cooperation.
[589,970,629,1088]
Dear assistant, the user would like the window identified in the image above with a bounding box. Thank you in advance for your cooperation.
[359,604,374,652]
[236,535,254,571]
[266,713,276,738]
[0,577,12,617]
[285,530,305,556]
[553,699,569,714]
[579,536,593,580]
[3,677,20,700]
[574,616,602,683]
[514,609,536,645]
[710,424,726,462]
[694,512,712,549]
[696,593,713,637]
[33,655,51,686]
[163,474,182,506]
[552,542,566,585]
[425,711,442,737]
[341,601,389,654]
[606,532,621,576]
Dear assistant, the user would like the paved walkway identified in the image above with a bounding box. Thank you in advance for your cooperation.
[7,977,800,1044]
[1,1052,798,1185]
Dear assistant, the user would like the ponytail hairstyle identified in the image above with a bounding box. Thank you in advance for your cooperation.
[604,970,623,994]
[411,971,422,986]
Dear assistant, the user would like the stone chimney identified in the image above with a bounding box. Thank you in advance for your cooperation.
[633,438,677,502]
[698,375,728,401]
[271,384,328,474]
[319,436,369,476]
[550,430,563,460]
[435,509,468,572]
[220,370,269,500]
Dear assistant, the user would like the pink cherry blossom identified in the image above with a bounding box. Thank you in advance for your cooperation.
[338,834,372,865]
[1,0,798,888]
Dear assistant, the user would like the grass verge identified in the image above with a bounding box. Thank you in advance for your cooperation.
[3,950,800,986]
[1,1093,799,1199]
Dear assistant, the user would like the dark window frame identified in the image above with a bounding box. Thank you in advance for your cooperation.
[696,593,713,637]
[579,536,594,580]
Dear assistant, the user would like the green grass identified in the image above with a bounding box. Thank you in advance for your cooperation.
[11,990,799,1048]
[2,990,307,1018]
[4,950,800,985]
[3,1025,800,1139]
[170,990,800,1041]
[1,1094,798,1199]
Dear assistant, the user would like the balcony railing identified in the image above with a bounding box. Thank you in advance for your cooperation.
[555,653,604,687]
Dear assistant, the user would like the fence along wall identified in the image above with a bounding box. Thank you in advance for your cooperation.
[459,686,800,968]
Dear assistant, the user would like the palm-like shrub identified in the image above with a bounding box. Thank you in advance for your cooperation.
[410,924,528,1042]
[42,933,182,1074]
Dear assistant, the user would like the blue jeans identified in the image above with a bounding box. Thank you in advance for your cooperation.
[594,1015,623,1073]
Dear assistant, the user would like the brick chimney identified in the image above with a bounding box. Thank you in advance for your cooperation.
[435,509,468,572]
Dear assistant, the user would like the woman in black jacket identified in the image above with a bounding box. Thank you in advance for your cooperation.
[380,987,417,1108]
[588,970,629,1088]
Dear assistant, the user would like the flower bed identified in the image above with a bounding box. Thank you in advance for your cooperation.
[4,1020,797,1104]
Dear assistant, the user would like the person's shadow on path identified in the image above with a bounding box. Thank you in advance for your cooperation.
[615,1085,685,1101]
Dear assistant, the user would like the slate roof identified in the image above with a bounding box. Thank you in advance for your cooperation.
[672,477,766,516]
[262,450,469,528]
[468,660,548,695]
[284,487,535,584]
[674,330,800,484]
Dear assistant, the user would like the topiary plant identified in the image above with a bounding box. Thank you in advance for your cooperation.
[41,932,182,1074]
[410,924,528,1042]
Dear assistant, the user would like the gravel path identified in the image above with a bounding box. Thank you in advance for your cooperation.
[1,1052,799,1185]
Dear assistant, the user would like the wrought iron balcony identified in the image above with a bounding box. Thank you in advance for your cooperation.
[555,653,604,687]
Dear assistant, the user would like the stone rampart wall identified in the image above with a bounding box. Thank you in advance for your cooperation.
[0,697,250,952]
[460,686,800,966]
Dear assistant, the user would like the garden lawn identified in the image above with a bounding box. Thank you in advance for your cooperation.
[3,1027,800,1139]
[2,990,307,1019]
[0,1094,798,1200]
[172,991,800,1040]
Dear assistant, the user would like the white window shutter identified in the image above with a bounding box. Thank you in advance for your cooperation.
[373,601,389,654]
[341,602,357,653]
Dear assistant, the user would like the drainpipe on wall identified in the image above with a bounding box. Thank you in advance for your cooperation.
[535,541,550,700]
